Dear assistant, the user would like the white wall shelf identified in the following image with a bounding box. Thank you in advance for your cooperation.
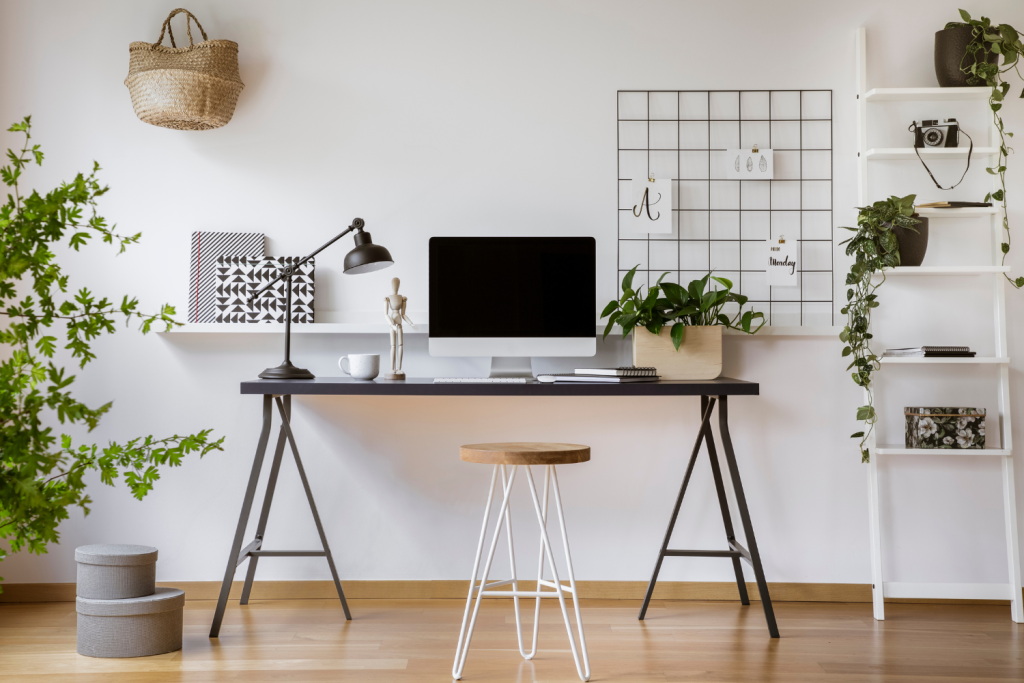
[163,323,844,337]
[878,357,1010,364]
[875,445,1011,457]
[916,207,1000,218]
[864,87,991,102]
[865,147,997,161]
[856,26,1022,624]
[877,265,1011,276]
[163,322,431,335]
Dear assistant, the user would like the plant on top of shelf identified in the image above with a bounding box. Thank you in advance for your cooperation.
[0,117,224,589]
[840,194,920,462]
[944,10,1024,288]
[601,266,764,349]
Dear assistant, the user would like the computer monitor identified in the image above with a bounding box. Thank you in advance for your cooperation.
[429,237,596,377]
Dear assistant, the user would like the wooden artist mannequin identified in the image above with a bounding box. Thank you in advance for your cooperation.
[384,277,415,380]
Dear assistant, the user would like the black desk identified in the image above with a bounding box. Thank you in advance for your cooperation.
[210,377,778,638]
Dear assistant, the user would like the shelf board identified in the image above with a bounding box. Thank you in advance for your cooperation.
[864,87,991,102]
[163,323,431,334]
[164,323,843,336]
[864,147,998,160]
[875,445,1009,457]
[875,265,1010,276]
[915,207,1000,217]
[879,356,1009,364]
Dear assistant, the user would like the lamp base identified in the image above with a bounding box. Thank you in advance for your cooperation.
[259,360,315,380]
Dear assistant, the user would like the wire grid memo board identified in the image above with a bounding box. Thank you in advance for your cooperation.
[617,90,834,327]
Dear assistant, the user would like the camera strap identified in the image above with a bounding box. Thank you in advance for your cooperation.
[909,123,973,190]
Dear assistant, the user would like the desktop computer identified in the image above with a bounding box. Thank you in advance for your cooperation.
[429,237,596,380]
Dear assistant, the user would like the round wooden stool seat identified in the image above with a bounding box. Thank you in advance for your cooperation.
[460,442,590,466]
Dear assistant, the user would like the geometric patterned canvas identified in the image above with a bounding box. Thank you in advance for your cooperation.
[189,232,265,322]
[213,256,315,323]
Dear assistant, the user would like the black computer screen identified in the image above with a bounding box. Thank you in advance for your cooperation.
[429,237,596,338]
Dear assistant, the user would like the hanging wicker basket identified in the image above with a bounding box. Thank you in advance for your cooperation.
[125,8,244,131]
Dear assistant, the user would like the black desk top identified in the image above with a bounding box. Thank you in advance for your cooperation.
[240,377,758,396]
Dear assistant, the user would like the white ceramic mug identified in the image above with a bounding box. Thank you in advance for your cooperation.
[339,353,379,380]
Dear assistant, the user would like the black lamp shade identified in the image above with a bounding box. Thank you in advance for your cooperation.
[344,231,394,274]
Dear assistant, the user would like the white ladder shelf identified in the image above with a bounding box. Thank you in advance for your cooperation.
[855,27,1023,622]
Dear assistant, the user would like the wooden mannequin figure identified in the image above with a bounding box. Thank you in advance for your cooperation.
[384,277,415,380]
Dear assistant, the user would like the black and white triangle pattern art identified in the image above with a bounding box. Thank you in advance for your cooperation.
[189,232,265,323]
[214,256,315,323]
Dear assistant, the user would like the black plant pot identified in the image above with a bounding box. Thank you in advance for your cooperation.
[935,25,998,87]
[893,216,929,267]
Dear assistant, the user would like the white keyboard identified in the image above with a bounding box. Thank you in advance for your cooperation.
[433,377,529,383]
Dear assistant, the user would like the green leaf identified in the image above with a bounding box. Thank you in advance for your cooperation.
[851,431,864,439]
[622,265,638,294]
[959,8,972,22]
[670,322,685,350]
[711,276,733,290]
[661,282,686,306]
[600,300,619,318]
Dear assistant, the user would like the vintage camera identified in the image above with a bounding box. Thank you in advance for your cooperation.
[912,119,960,148]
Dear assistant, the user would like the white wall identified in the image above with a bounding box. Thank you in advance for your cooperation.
[2,0,1023,588]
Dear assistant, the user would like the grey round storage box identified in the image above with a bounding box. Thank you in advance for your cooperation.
[76,544,157,600]
[77,587,184,658]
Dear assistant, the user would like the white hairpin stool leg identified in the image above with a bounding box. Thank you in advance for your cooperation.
[551,466,590,679]
[453,465,518,680]
[524,465,590,682]
[500,465,528,658]
[526,465,552,660]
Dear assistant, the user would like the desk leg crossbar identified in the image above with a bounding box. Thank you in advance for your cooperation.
[638,395,779,638]
[210,395,351,638]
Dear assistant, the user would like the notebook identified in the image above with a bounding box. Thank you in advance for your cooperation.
[883,346,975,357]
[573,366,657,377]
[537,374,660,383]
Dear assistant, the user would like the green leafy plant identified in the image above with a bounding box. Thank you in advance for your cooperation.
[945,10,1024,288]
[839,195,919,462]
[601,266,764,350]
[0,117,224,588]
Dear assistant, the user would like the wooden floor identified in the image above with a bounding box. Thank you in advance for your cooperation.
[2,598,1023,682]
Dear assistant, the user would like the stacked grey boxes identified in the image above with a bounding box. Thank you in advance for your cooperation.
[75,544,184,658]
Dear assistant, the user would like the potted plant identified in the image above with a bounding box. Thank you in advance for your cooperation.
[600,267,764,380]
[936,10,1024,290]
[839,195,920,462]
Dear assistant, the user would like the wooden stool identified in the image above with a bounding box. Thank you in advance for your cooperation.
[452,443,591,681]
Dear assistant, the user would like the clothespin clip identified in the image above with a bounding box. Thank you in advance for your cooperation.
[778,234,785,244]
[752,143,759,153]
[648,172,656,183]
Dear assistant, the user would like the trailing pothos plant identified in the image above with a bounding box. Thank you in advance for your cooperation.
[601,266,764,350]
[839,195,919,462]
[946,10,1024,288]
[0,117,224,589]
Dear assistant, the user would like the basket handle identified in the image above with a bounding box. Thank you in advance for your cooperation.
[154,8,209,48]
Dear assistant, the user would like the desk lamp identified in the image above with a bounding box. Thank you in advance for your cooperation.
[249,218,394,380]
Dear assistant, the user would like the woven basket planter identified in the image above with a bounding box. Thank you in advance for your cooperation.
[76,544,158,600]
[125,8,243,130]
[77,587,184,658]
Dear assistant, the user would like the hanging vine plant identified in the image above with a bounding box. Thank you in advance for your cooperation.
[946,10,1024,288]
[840,195,919,462]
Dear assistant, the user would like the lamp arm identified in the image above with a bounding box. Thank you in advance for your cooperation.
[246,218,364,304]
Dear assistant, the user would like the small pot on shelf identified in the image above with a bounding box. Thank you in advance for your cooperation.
[934,25,997,87]
[892,215,929,267]
[633,326,722,380]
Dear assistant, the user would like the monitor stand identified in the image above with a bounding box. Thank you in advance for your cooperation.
[489,357,534,379]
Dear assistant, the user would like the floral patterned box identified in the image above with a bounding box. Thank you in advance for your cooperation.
[905,407,986,449]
